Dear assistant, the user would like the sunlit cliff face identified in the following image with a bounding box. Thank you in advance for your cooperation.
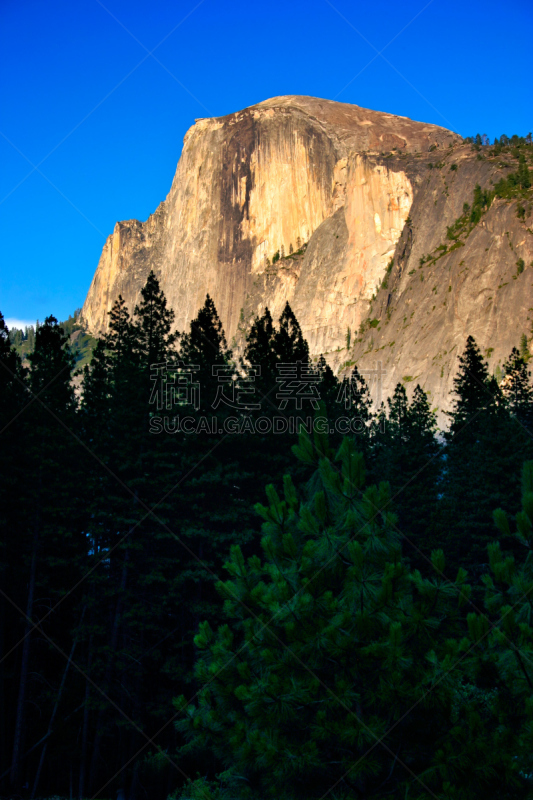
[81,96,439,342]
[334,155,413,326]
[81,96,533,420]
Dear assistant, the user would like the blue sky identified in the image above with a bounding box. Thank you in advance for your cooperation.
[1,0,531,328]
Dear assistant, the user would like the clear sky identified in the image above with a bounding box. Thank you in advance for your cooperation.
[1,0,531,328]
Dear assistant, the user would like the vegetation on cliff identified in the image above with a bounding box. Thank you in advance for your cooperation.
[415,138,533,271]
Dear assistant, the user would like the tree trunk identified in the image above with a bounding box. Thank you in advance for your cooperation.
[31,606,85,798]
[0,593,6,789]
[88,548,129,793]
[78,633,93,800]
[10,523,39,789]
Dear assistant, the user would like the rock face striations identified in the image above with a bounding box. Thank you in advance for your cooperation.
[81,96,533,414]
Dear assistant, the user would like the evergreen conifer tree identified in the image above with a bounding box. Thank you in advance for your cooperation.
[240,307,315,526]
[133,270,178,370]
[274,302,309,365]
[80,283,183,798]
[79,338,111,448]
[441,337,530,576]
[334,365,373,456]
[242,307,278,407]
[371,384,440,563]
[315,354,339,418]
[174,431,533,799]
[518,152,531,190]
[179,294,232,413]
[169,295,257,709]
[338,365,373,422]
[519,332,530,361]
[447,335,492,437]
[502,346,533,431]
[27,315,76,413]
[0,314,28,787]
[8,317,80,791]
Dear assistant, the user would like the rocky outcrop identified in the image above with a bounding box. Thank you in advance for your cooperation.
[81,95,533,417]
[341,153,533,419]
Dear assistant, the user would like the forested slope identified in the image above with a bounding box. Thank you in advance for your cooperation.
[1,271,533,798]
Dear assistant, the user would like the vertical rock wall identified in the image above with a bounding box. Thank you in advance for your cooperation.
[82,95,449,342]
[79,96,533,414]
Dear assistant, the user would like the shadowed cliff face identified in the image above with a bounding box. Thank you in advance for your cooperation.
[81,96,532,415]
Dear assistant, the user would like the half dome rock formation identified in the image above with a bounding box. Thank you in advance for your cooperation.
[81,96,533,414]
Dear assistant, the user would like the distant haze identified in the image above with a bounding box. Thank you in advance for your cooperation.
[4,318,36,330]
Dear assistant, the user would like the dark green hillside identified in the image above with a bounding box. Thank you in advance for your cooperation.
[8,309,98,370]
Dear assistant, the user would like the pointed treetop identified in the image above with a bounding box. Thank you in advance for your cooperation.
[316,355,337,389]
[411,383,437,428]
[274,302,309,364]
[133,270,178,365]
[179,294,231,369]
[242,307,277,373]
[28,315,76,412]
[0,312,19,365]
[337,364,373,423]
[105,295,135,360]
[387,383,409,425]
[448,335,494,434]
[0,310,25,401]
[315,354,339,412]
[502,346,533,429]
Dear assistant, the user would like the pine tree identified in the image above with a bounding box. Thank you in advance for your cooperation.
[241,307,314,527]
[242,307,278,408]
[169,295,257,706]
[447,335,493,438]
[0,314,28,788]
[342,364,373,424]
[387,381,409,433]
[133,269,178,370]
[174,431,533,799]
[518,152,531,190]
[79,338,111,447]
[315,354,339,417]
[502,347,533,431]
[0,311,26,437]
[371,384,440,563]
[400,385,441,558]
[274,302,309,365]
[27,315,76,412]
[179,294,232,413]
[105,295,135,361]
[441,337,530,577]
[334,365,373,456]
[80,283,184,797]
[8,317,80,791]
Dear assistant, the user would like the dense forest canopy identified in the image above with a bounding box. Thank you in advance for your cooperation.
[1,256,533,799]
